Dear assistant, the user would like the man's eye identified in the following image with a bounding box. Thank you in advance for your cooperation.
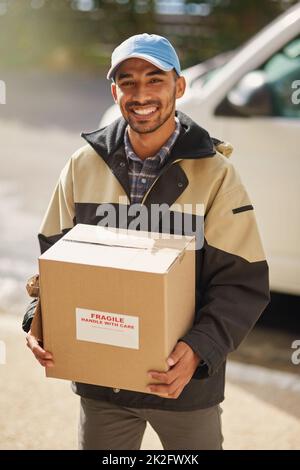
[122,81,134,87]
[150,78,161,83]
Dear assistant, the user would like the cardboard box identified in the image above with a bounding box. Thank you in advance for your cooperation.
[35,224,195,394]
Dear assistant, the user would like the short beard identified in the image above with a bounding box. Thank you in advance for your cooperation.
[125,92,176,135]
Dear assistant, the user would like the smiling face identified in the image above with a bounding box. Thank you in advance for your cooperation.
[111,58,185,135]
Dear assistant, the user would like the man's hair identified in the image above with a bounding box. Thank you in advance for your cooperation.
[173,69,180,81]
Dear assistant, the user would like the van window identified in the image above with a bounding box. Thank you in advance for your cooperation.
[216,36,300,118]
[265,37,300,117]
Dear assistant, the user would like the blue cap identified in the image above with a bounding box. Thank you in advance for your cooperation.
[107,33,181,81]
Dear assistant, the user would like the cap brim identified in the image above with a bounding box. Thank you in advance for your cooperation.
[106,53,174,80]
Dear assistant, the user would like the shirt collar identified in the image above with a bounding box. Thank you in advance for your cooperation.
[124,117,181,166]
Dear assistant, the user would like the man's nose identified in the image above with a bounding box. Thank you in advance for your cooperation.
[131,83,151,102]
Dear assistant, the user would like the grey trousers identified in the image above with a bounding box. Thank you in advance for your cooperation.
[78,397,224,450]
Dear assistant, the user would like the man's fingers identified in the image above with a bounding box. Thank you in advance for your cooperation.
[32,343,52,360]
[26,333,53,362]
[148,369,177,384]
[148,359,183,383]
[167,341,190,367]
[38,358,54,368]
[148,377,181,395]
[165,384,182,399]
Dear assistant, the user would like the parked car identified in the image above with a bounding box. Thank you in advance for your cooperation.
[100,4,300,296]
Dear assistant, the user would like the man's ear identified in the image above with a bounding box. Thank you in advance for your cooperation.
[175,76,186,100]
[111,82,118,104]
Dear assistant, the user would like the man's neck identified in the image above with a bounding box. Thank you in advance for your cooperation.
[128,115,176,160]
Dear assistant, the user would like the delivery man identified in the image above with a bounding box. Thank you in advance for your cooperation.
[23,34,270,450]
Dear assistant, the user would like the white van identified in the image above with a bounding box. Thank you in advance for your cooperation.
[100,4,300,296]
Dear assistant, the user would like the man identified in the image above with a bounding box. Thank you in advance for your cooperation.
[23,34,270,450]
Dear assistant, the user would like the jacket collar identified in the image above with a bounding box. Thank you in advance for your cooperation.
[81,110,216,162]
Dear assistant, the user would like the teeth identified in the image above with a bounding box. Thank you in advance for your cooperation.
[133,107,157,115]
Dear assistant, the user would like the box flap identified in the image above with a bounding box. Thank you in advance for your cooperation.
[39,224,195,273]
[63,224,194,250]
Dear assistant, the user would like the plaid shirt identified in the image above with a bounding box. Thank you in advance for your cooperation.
[124,118,181,204]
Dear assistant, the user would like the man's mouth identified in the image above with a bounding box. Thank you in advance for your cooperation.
[129,106,159,117]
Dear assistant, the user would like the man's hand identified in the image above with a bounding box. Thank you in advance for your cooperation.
[147,341,201,399]
[26,330,54,368]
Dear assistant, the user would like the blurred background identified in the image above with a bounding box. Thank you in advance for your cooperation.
[1,0,296,70]
[0,0,300,450]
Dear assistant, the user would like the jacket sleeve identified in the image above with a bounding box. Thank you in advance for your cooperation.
[37,158,76,254]
[179,173,270,379]
[22,158,76,333]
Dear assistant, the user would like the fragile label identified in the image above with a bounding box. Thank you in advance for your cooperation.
[76,308,139,349]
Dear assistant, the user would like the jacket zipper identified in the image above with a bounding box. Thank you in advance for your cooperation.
[141,158,183,205]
